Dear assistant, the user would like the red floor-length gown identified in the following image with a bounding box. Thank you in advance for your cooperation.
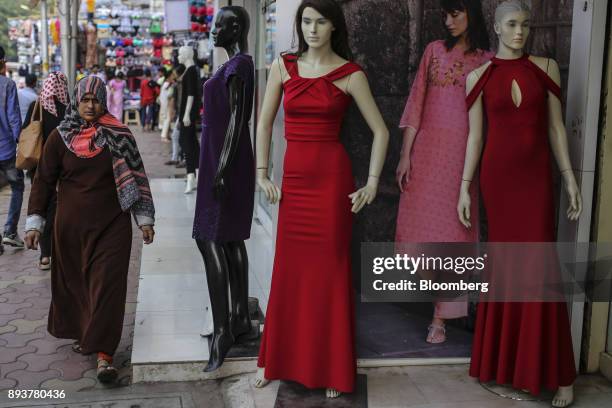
[257,53,362,393]
[465,54,576,395]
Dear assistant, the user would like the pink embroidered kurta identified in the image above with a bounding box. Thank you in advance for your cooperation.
[396,40,493,318]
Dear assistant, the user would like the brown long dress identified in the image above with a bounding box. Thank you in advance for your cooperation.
[28,129,132,355]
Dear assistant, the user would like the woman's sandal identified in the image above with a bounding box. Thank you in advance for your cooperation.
[39,258,51,270]
[426,324,446,344]
[97,358,118,383]
[71,342,83,354]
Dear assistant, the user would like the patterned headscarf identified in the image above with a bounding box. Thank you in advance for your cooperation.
[57,76,155,225]
[40,72,69,117]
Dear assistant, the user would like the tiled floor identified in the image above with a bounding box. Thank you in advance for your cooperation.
[132,179,271,371]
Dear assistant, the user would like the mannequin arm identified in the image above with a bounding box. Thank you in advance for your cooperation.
[545,59,582,220]
[396,126,417,191]
[213,75,246,197]
[457,70,485,229]
[255,57,284,204]
[183,96,194,126]
[347,71,390,213]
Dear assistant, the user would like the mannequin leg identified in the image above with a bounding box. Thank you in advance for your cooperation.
[182,124,199,193]
[224,241,251,338]
[195,239,235,372]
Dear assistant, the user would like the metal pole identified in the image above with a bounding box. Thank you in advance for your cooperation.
[59,0,71,88]
[40,0,49,76]
[70,0,79,87]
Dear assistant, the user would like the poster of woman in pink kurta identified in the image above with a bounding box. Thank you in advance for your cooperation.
[395,0,494,344]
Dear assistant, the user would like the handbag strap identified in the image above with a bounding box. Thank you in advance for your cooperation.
[32,99,41,122]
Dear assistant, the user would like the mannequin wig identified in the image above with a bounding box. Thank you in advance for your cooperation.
[441,0,490,53]
[495,0,531,23]
[293,0,353,60]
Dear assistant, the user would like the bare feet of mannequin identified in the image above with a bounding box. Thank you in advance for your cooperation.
[552,385,574,407]
[254,368,341,399]
[253,367,270,388]
[426,317,446,343]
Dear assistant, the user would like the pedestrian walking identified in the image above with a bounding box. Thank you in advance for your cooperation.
[24,76,156,383]
[108,71,126,121]
[165,64,185,166]
[140,69,159,132]
[17,74,38,124]
[0,46,24,253]
[22,72,70,269]
[158,69,175,142]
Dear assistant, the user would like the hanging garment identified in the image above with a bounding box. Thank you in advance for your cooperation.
[192,53,255,242]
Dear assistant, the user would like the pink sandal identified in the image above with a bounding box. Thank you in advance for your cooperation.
[426,324,446,344]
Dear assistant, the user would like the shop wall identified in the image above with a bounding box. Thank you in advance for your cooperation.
[585,10,612,373]
[338,0,574,244]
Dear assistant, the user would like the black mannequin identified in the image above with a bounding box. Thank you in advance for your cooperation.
[195,6,253,373]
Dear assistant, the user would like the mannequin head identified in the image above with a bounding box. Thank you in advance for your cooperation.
[441,0,489,52]
[494,0,531,51]
[178,46,195,66]
[211,6,250,55]
[294,0,352,60]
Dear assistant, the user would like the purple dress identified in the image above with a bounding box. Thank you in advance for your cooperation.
[193,53,255,242]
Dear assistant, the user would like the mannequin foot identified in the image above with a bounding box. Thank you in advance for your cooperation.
[204,331,234,372]
[184,173,197,194]
[326,388,341,398]
[253,367,270,388]
[552,385,574,407]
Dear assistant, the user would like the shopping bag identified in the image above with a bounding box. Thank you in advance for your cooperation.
[16,99,43,170]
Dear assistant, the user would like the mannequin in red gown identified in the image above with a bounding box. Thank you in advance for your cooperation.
[253,1,389,399]
[457,2,582,407]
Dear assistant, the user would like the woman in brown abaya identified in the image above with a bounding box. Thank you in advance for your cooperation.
[24,76,155,383]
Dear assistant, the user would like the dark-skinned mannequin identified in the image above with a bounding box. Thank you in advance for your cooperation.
[193,6,254,373]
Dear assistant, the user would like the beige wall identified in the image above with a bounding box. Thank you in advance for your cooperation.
[587,18,612,375]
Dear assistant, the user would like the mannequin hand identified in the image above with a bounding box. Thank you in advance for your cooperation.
[140,225,155,244]
[349,182,377,214]
[396,156,411,192]
[257,176,282,204]
[25,230,41,250]
[213,176,226,199]
[563,175,582,221]
[457,188,472,229]
[183,117,191,127]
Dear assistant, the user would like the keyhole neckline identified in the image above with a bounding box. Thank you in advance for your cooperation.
[510,79,523,108]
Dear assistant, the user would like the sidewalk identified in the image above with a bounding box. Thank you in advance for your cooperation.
[0,128,611,407]
[0,129,177,392]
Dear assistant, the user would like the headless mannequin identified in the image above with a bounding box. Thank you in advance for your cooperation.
[253,6,389,398]
[457,3,581,407]
[178,46,199,193]
[178,47,195,126]
[195,7,252,373]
